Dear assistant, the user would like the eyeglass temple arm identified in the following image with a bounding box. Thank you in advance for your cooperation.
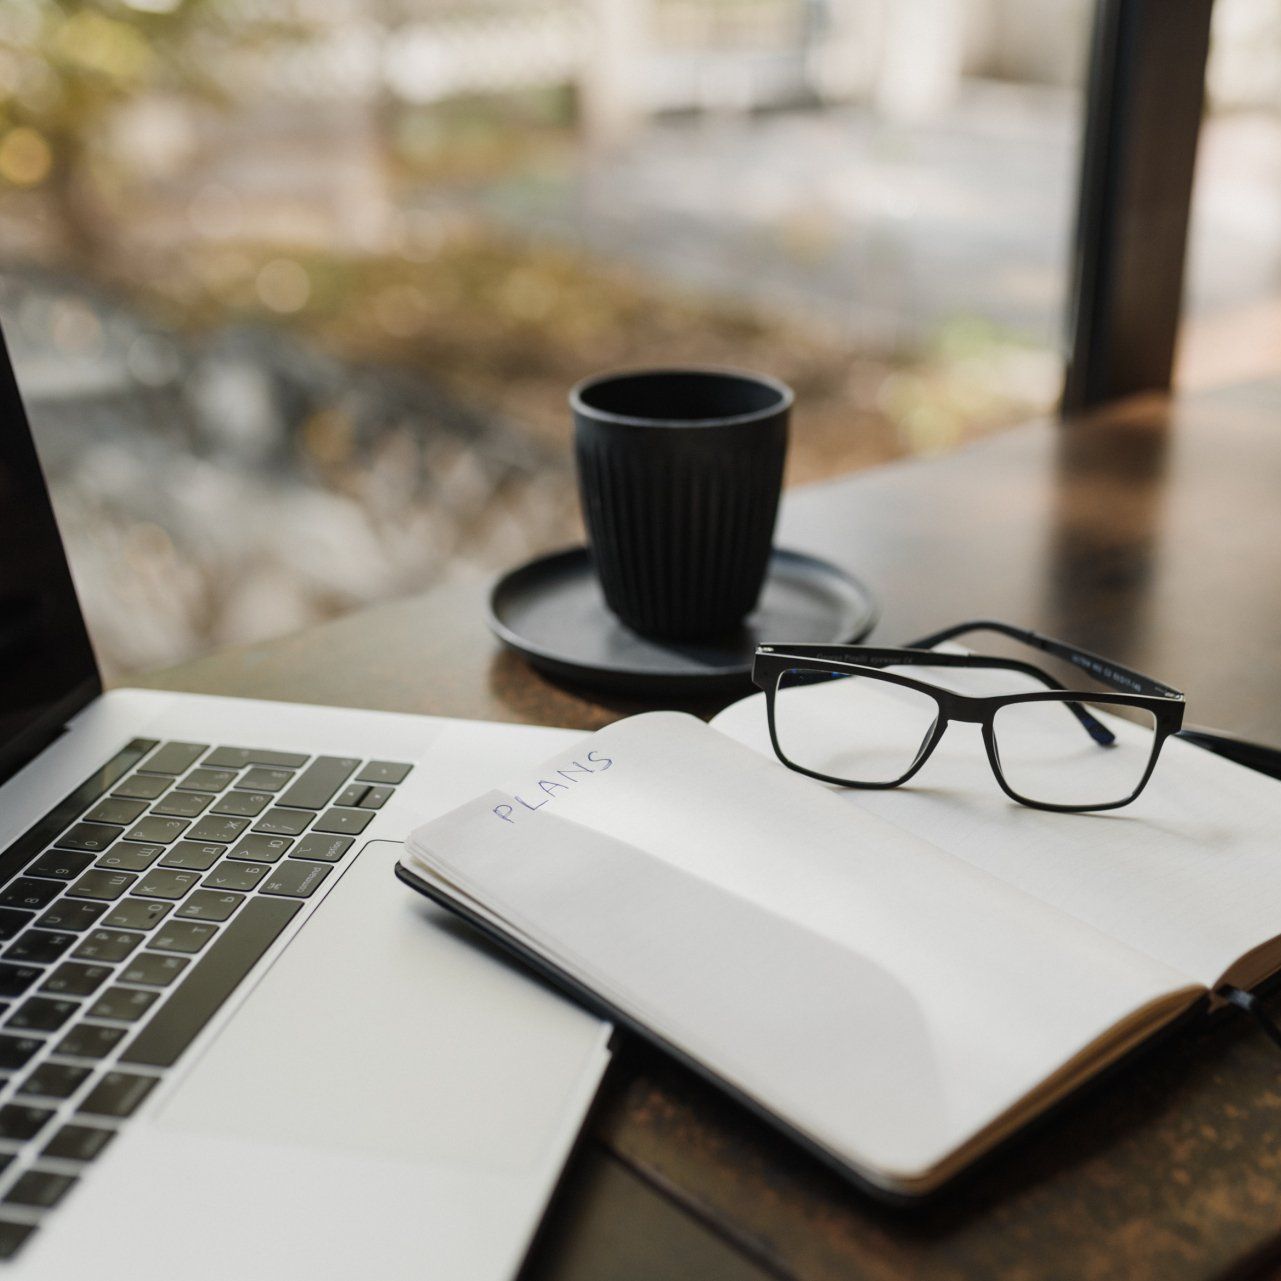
[908,620,1184,700]
[1177,727,1281,781]
[767,644,1115,745]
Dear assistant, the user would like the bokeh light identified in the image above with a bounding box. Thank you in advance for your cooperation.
[0,128,51,187]
[256,259,311,313]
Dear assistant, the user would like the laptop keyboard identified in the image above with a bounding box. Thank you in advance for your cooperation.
[0,738,412,1260]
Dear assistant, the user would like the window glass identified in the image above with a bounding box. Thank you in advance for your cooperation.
[0,0,1090,677]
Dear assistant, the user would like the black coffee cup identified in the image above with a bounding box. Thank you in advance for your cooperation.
[571,368,792,641]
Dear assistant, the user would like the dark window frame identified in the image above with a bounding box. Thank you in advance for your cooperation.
[1063,0,1214,413]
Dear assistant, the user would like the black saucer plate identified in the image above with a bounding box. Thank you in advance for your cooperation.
[487,545,878,697]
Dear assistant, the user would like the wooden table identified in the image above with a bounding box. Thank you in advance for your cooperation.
[136,381,1281,1281]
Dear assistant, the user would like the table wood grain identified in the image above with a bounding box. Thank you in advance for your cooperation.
[133,381,1281,1281]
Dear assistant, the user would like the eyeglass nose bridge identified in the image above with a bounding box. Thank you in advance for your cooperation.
[907,704,1005,795]
[932,690,992,726]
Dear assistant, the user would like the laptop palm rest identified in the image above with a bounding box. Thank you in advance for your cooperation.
[153,840,602,1172]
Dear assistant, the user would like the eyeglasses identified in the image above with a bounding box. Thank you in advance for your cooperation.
[752,619,1186,813]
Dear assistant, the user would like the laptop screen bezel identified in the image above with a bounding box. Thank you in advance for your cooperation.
[0,673,102,789]
[0,320,102,787]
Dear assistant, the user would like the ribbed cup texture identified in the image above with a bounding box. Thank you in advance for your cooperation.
[575,419,787,640]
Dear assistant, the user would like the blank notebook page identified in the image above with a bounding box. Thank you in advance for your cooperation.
[713,671,1281,987]
[406,712,1196,1187]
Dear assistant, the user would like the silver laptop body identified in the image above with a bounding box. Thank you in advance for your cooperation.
[0,326,611,1279]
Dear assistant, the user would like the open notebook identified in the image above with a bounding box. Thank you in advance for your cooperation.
[398,681,1281,1198]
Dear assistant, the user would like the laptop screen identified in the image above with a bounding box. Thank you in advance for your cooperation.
[0,326,101,785]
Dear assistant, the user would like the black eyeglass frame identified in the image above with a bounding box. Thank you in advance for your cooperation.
[751,619,1186,813]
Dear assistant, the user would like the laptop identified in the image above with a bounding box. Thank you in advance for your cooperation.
[0,324,612,1278]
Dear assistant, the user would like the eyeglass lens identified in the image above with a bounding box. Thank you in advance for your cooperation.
[773,668,938,784]
[772,667,1160,806]
[991,699,1158,807]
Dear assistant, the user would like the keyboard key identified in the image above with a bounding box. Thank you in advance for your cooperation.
[211,791,271,818]
[253,809,313,837]
[72,930,143,964]
[96,842,164,873]
[102,899,171,931]
[120,954,189,987]
[55,1024,126,1060]
[5,1169,76,1209]
[84,797,148,826]
[313,807,374,837]
[55,822,122,854]
[37,900,105,932]
[124,816,190,845]
[0,965,42,998]
[203,862,269,892]
[40,962,112,997]
[0,1220,35,1259]
[112,773,171,801]
[228,834,292,863]
[356,761,412,785]
[0,910,33,941]
[261,861,331,899]
[43,1123,115,1162]
[0,1105,53,1141]
[278,757,360,811]
[9,998,78,1032]
[123,897,301,1069]
[68,869,136,902]
[188,816,249,844]
[5,1168,76,1212]
[0,1036,42,1071]
[131,869,200,901]
[5,931,77,964]
[177,768,237,793]
[357,786,394,810]
[288,833,352,863]
[139,742,208,775]
[79,1071,158,1118]
[160,842,226,872]
[147,921,217,954]
[204,747,308,770]
[335,784,368,808]
[0,879,62,911]
[9,747,149,884]
[18,1062,91,1099]
[26,849,94,880]
[239,767,293,792]
[174,891,242,923]
[150,791,211,819]
[86,988,158,1024]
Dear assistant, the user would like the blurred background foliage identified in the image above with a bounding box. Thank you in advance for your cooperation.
[1,0,1277,676]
